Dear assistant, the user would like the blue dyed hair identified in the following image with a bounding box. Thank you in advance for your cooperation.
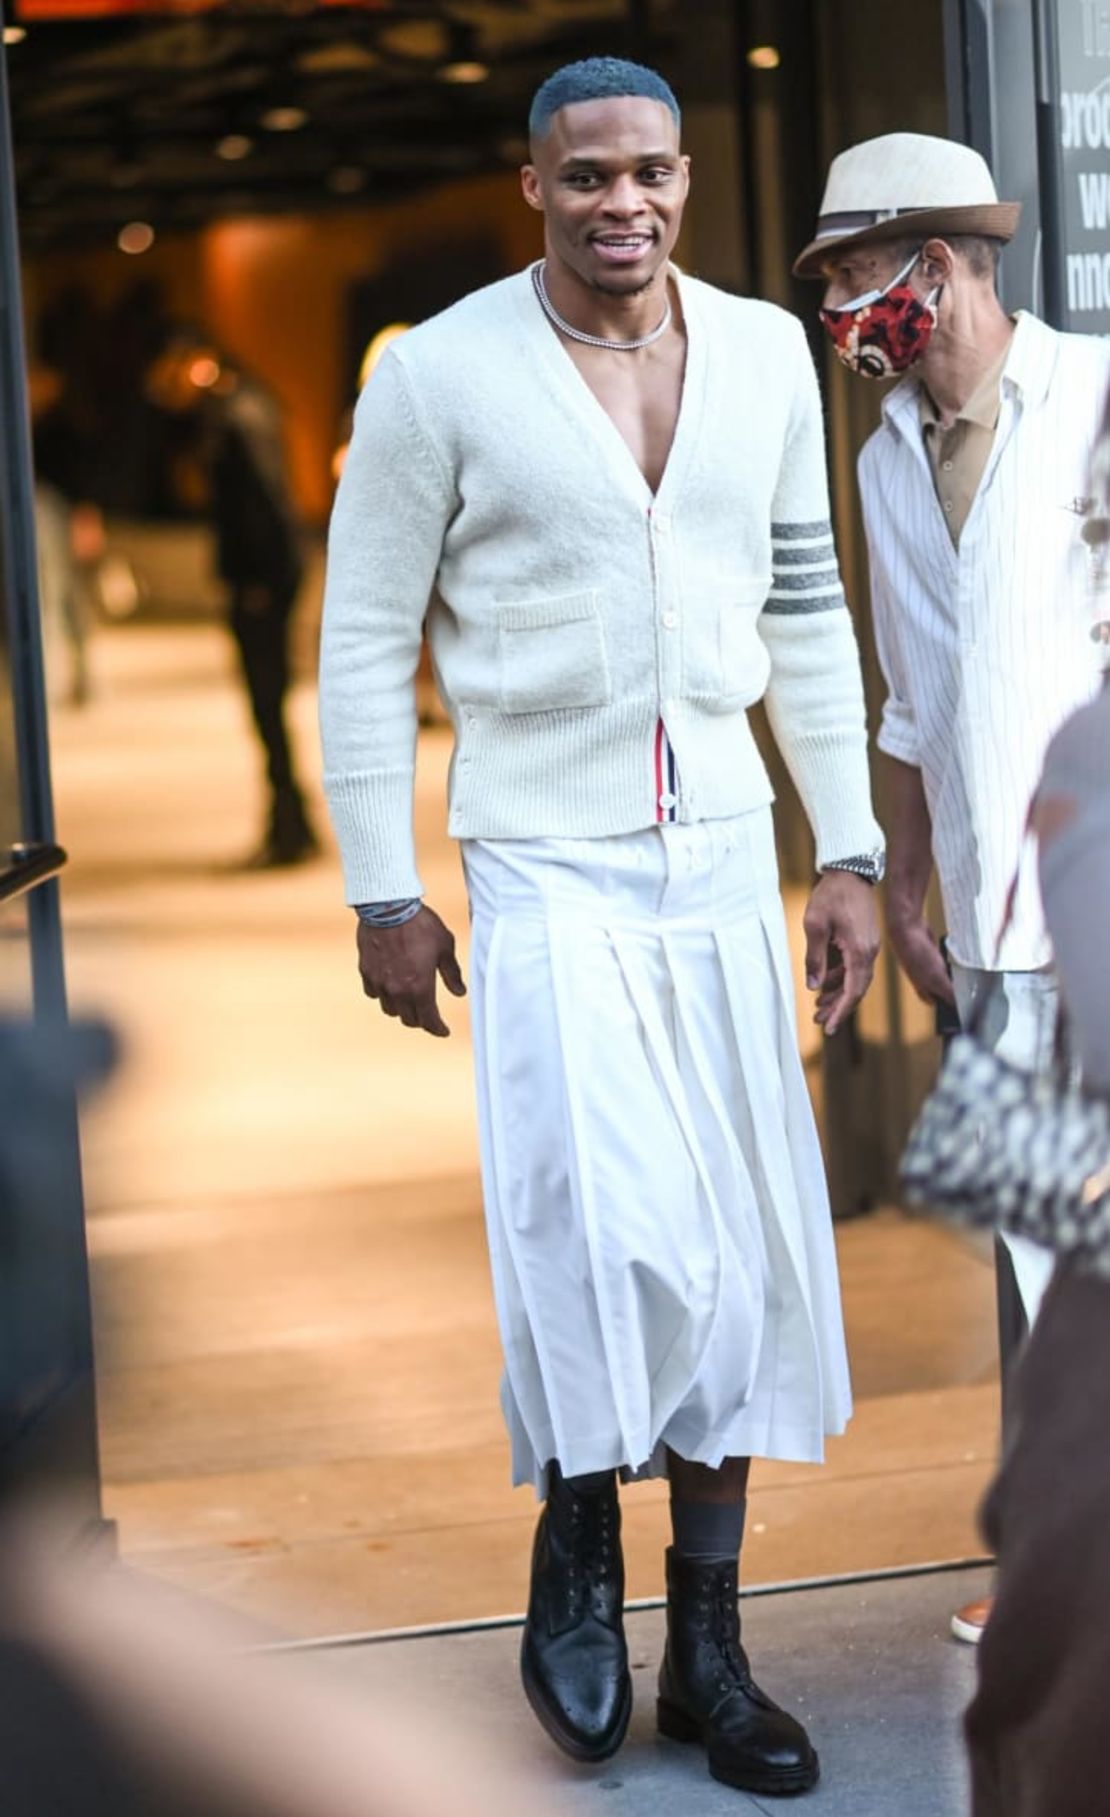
[529,57,680,142]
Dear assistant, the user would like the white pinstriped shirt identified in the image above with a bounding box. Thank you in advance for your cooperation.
[859,311,1110,971]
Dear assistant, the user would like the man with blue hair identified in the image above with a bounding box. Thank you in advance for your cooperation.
[321,54,883,1797]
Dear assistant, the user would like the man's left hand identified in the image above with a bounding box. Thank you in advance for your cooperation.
[802,872,880,1037]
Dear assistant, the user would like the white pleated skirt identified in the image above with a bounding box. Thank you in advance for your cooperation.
[462,808,852,1493]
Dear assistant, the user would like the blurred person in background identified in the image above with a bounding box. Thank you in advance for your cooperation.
[0,1519,555,1817]
[146,330,318,869]
[28,356,100,707]
[796,132,1110,1644]
[321,56,884,1798]
[964,578,1110,1814]
[0,1021,551,1817]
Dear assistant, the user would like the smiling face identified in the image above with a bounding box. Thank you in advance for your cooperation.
[521,95,689,295]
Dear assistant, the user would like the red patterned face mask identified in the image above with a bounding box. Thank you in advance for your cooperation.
[820,251,939,379]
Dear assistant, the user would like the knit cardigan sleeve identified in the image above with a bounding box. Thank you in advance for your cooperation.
[757,322,884,870]
[319,349,456,903]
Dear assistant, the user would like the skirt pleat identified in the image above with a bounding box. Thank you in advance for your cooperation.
[463,809,852,1493]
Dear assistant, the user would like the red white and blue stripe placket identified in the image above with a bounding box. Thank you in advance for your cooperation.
[654,718,678,823]
[648,500,679,824]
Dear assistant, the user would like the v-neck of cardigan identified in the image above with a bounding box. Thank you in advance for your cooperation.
[516,263,705,509]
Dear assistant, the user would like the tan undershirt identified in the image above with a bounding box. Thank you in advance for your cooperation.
[919,331,1014,547]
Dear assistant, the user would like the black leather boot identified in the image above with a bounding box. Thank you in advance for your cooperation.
[520,1465,631,1762]
[657,1548,819,1795]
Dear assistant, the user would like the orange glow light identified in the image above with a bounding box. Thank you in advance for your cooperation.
[438,61,489,85]
[117,220,155,254]
[358,323,410,390]
[188,356,221,389]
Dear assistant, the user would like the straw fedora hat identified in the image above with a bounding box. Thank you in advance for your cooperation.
[793,132,1021,280]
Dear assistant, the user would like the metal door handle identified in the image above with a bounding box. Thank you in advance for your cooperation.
[0,841,67,903]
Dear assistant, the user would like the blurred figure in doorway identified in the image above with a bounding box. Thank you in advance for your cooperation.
[146,330,318,869]
[28,357,100,708]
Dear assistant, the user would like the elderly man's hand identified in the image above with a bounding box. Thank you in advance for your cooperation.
[356,906,466,1038]
[887,910,956,1010]
[803,872,880,1037]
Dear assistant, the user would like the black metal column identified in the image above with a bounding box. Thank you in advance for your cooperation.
[0,4,106,1532]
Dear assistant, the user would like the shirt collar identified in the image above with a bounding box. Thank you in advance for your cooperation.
[918,332,1011,435]
[883,309,1061,440]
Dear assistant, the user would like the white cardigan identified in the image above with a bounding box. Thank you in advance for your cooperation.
[320,267,882,903]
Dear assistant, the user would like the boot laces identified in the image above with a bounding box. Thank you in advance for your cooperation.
[699,1582,749,1697]
[563,1494,616,1620]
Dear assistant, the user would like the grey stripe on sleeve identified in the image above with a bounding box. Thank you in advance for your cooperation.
[773,541,837,568]
[768,567,842,592]
[763,588,847,616]
[771,519,832,541]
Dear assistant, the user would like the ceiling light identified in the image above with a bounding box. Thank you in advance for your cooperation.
[217,134,254,162]
[438,60,490,85]
[327,166,367,196]
[117,221,155,255]
[260,105,308,133]
[3,26,26,45]
[188,356,221,390]
[747,45,781,70]
[297,42,379,76]
[379,19,449,61]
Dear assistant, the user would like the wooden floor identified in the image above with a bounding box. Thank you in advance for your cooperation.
[51,621,998,1640]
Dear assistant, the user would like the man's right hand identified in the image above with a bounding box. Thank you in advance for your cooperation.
[888,911,956,1008]
[356,906,466,1038]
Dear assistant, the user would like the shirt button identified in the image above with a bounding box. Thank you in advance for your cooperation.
[943,500,954,513]
[942,460,954,472]
[659,791,677,810]
[662,612,678,630]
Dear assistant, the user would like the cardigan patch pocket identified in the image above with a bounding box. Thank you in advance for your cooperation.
[496,592,611,715]
[683,583,768,707]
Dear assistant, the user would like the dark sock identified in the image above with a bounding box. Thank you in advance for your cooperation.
[563,1468,615,1497]
[669,1495,747,1563]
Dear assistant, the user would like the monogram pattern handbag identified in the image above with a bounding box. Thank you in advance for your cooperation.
[898,847,1110,1277]
[899,1031,1110,1274]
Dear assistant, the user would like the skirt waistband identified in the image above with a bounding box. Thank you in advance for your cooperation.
[462,809,778,928]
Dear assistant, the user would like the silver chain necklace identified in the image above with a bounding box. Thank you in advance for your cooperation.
[531,259,672,352]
